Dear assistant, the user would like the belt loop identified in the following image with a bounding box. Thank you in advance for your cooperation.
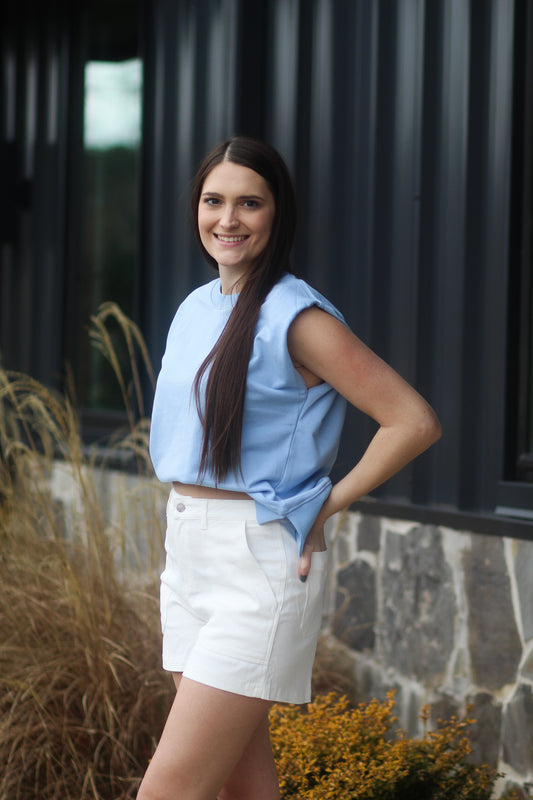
[201,498,208,530]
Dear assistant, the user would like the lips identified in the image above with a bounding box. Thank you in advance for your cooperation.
[214,234,249,243]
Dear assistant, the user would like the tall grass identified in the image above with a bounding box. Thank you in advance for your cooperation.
[0,305,172,800]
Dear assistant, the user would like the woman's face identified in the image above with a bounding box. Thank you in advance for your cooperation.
[198,161,276,287]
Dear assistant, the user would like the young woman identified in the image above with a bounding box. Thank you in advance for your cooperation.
[139,136,441,800]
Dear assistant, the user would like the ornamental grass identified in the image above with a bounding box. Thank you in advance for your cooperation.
[0,305,172,799]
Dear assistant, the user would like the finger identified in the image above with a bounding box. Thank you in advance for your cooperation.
[298,547,313,583]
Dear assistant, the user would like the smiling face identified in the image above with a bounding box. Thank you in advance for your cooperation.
[197,161,276,292]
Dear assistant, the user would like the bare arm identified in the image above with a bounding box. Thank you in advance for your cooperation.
[287,306,442,579]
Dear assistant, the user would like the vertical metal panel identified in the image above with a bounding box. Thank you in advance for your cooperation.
[265,0,300,170]
[372,0,426,501]
[466,0,515,509]
[234,1,269,137]
[0,2,69,386]
[306,0,335,292]
[386,0,425,379]
[332,1,381,480]
[202,1,239,143]
[344,0,379,343]
[458,0,515,512]
[142,0,199,363]
[142,0,240,366]
[414,0,471,506]
[0,15,18,355]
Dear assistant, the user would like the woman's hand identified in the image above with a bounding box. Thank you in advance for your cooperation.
[298,493,336,581]
[298,515,327,582]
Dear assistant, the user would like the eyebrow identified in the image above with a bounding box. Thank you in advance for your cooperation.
[201,191,265,201]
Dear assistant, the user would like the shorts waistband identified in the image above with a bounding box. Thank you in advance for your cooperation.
[168,487,257,520]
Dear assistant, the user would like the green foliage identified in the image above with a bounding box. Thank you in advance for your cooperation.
[270,692,505,800]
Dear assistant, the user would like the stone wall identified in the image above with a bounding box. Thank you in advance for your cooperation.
[324,510,533,797]
[47,462,533,794]
[48,461,167,583]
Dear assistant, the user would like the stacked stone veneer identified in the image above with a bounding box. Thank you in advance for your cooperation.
[324,510,533,795]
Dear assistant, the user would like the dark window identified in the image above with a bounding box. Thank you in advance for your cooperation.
[66,0,143,435]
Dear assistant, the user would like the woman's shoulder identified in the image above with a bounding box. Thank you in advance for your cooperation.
[266,273,346,324]
[172,278,221,316]
[267,272,320,305]
[165,278,221,339]
[183,277,219,304]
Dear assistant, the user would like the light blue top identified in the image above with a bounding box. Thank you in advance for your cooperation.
[149,272,348,555]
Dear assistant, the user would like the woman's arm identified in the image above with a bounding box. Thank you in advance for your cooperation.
[287,306,442,579]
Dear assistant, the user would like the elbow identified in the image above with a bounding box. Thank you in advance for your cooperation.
[418,408,442,449]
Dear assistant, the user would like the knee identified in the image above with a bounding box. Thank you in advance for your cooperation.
[136,777,167,800]
[136,784,158,800]
[219,787,248,800]
[218,785,279,800]
[137,771,204,800]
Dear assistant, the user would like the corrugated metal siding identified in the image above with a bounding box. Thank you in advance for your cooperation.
[1,0,524,515]
[142,0,516,511]
[141,0,241,361]
[0,2,70,385]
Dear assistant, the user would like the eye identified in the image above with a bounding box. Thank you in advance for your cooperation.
[203,197,220,206]
[242,199,259,208]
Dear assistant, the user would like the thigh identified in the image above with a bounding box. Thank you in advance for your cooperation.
[137,677,273,800]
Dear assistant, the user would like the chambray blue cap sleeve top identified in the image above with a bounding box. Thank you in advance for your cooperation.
[149,272,348,555]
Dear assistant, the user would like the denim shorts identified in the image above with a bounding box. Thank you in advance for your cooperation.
[160,488,330,704]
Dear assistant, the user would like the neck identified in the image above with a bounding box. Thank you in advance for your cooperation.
[218,267,247,295]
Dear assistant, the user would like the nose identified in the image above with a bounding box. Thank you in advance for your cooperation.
[220,204,238,229]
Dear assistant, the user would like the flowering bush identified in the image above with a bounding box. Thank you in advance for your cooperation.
[270,692,516,800]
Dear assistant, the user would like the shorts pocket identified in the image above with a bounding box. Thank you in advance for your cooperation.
[241,520,286,612]
[198,520,287,665]
[300,549,330,638]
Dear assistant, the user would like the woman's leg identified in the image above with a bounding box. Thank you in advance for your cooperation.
[217,713,280,800]
[136,676,279,800]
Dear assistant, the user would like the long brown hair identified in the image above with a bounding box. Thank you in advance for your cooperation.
[191,136,297,482]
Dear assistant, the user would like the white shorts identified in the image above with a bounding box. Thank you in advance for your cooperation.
[160,489,329,704]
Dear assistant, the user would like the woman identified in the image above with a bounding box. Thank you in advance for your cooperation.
[139,136,441,800]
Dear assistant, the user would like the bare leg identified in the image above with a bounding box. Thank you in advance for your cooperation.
[136,676,278,800]
[217,712,280,800]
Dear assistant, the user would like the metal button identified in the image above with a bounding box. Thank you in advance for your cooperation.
[176,502,186,512]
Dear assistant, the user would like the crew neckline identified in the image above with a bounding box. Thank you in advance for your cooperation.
[210,278,240,309]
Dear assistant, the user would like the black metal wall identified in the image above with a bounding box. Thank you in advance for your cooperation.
[0,1,71,387]
[1,0,530,523]
[141,0,520,516]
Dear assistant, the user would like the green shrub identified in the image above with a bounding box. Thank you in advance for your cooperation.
[270,692,513,800]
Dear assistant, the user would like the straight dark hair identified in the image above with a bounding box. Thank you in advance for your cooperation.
[191,136,297,482]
